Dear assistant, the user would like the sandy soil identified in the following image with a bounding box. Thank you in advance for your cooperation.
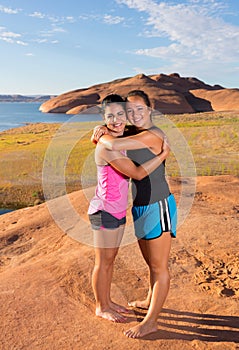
[0,175,238,350]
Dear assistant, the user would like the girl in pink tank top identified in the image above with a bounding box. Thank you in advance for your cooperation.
[88,94,169,324]
[88,163,129,219]
[91,90,175,339]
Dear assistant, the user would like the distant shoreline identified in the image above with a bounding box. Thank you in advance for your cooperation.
[0,95,54,103]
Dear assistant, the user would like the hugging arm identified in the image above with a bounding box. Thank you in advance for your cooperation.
[99,143,169,180]
[91,125,169,155]
[99,128,169,156]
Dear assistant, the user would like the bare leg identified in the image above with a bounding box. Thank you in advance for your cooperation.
[92,226,127,322]
[124,232,171,338]
[128,239,152,309]
[106,225,130,313]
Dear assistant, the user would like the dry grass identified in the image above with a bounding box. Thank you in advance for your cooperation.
[158,111,239,176]
[0,111,238,208]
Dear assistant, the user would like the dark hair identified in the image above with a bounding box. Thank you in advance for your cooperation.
[126,90,151,107]
[101,94,125,113]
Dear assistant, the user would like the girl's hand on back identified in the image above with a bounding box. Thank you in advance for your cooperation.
[91,125,109,144]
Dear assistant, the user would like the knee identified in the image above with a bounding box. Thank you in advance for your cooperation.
[95,256,115,270]
[150,265,170,282]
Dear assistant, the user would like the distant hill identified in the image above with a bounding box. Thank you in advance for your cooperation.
[0,94,55,103]
[39,73,239,114]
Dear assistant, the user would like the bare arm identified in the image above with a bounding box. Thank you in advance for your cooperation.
[91,125,110,144]
[91,124,168,156]
[97,142,169,180]
[99,128,168,156]
[91,125,164,151]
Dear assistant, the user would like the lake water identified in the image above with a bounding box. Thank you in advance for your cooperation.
[0,208,13,215]
[0,102,102,132]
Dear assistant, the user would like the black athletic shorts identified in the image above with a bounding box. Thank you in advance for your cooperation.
[89,210,126,230]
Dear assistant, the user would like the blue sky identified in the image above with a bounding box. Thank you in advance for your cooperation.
[0,0,238,95]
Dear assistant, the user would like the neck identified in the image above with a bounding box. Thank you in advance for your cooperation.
[109,130,124,137]
[136,121,154,130]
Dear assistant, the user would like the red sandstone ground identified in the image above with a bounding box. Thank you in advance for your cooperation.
[0,175,238,349]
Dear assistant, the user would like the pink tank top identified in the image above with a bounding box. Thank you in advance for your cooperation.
[88,164,129,219]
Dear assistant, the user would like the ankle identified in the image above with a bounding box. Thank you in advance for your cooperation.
[96,303,109,312]
[142,316,158,327]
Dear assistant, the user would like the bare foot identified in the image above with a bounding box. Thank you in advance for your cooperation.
[109,301,130,314]
[95,307,127,323]
[124,321,158,338]
[128,299,150,309]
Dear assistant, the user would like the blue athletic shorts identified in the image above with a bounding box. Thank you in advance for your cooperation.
[132,194,177,240]
[88,210,126,230]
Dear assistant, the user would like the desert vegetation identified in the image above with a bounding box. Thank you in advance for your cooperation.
[0,111,238,208]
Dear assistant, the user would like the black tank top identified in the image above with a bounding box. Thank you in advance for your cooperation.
[126,127,170,206]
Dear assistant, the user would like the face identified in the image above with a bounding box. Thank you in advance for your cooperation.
[104,103,127,136]
[126,96,152,129]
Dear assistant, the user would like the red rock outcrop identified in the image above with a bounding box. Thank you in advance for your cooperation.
[66,104,101,114]
[190,88,239,111]
[0,176,239,349]
[39,73,239,114]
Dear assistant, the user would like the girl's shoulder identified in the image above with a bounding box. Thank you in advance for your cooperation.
[148,125,164,136]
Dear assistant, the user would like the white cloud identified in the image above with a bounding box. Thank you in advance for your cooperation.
[78,13,125,25]
[39,32,53,38]
[34,38,48,43]
[116,0,239,64]
[51,26,66,33]
[116,0,156,12]
[0,5,20,14]
[29,11,45,19]
[0,30,21,38]
[0,27,28,45]
[25,53,34,56]
[16,40,27,46]
[47,15,60,23]
[28,11,76,25]
[65,16,75,23]
[38,25,66,39]
[103,14,124,24]
[79,14,100,21]
[32,38,59,45]
[1,37,14,43]
[1,37,27,45]
[47,15,76,24]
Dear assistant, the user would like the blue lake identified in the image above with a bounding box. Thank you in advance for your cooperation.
[0,208,14,215]
[0,102,102,132]
[0,102,102,214]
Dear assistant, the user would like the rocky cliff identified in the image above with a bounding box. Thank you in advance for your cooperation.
[39,73,239,114]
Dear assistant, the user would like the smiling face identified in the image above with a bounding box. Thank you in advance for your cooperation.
[126,95,152,129]
[104,102,127,136]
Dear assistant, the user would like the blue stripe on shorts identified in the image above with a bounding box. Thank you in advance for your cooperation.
[132,194,177,240]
